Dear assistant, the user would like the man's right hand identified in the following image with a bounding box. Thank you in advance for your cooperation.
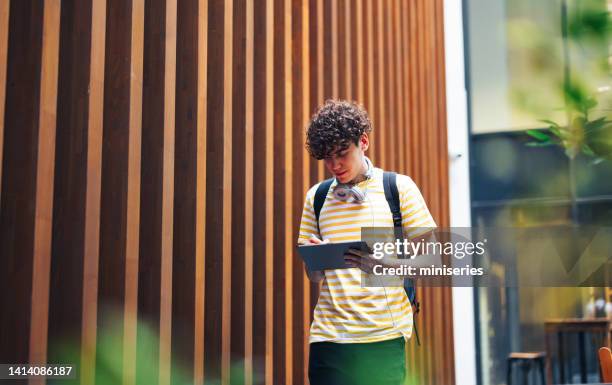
[303,236,327,282]
[307,236,329,245]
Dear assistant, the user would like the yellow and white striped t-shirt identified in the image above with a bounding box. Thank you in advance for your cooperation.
[298,167,436,344]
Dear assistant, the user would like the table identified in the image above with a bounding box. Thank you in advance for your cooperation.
[544,318,612,384]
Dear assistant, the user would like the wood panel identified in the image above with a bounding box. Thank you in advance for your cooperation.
[81,0,106,382]
[0,0,45,365]
[0,1,453,384]
[173,0,201,383]
[0,0,9,199]
[48,1,92,384]
[30,2,61,382]
[230,0,246,384]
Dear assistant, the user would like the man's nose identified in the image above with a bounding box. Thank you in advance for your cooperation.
[329,158,342,170]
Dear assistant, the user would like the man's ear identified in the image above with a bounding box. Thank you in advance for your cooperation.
[360,133,370,151]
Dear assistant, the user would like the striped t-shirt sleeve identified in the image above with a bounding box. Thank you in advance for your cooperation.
[297,185,320,244]
[397,175,437,238]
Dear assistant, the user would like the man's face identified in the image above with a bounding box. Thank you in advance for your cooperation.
[323,134,369,184]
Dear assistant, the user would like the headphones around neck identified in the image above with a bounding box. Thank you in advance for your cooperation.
[332,157,373,203]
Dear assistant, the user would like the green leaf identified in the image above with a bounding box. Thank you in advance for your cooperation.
[526,141,554,147]
[526,129,551,141]
[582,144,596,156]
[585,98,598,110]
[538,119,560,128]
[584,117,610,133]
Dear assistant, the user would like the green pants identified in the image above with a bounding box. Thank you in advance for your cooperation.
[308,337,406,385]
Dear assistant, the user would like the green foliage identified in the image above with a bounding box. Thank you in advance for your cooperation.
[526,112,612,161]
[509,0,612,163]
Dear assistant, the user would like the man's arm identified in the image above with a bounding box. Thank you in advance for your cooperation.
[296,187,325,283]
[344,230,442,272]
[382,230,442,269]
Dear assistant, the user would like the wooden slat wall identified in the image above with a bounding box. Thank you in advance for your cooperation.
[0,1,453,385]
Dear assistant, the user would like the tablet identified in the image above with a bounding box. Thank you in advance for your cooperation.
[297,241,370,271]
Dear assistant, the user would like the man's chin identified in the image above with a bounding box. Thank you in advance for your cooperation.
[336,174,351,183]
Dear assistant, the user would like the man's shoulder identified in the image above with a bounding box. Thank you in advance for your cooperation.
[304,178,333,203]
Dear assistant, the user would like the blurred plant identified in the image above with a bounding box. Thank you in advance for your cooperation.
[509,0,612,161]
[49,307,258,385]
[525,92,612,162]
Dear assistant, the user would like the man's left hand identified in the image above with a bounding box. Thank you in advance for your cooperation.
[344,247,384,274]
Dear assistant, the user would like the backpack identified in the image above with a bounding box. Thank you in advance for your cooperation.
[312,171,421,345]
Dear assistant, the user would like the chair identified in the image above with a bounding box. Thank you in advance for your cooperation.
[507,352,547,385]
[598,347,612,383]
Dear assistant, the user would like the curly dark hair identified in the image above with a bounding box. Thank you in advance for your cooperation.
[305,100,373,159]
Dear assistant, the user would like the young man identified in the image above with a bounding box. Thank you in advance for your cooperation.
[298,100,437,385]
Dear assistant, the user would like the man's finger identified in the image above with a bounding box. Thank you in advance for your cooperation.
[343,254,362,261]
[345,248,364,257]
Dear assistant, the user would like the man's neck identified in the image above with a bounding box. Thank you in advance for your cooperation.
[347,157,369,185]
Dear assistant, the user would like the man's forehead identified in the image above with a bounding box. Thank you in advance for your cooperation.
[327,144,353,157]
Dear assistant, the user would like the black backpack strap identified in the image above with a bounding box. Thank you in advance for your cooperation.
[313,178,334,236]
[383,172,421,346]
[383,172,403,241]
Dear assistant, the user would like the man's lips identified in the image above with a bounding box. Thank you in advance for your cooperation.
[335,170,347,177]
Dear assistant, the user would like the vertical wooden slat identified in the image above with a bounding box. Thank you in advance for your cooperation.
[427,2,439,384]
[354,0,363,103]
[435,0,452,383]
[311,0,324,303]
[284,0,294,382]
[266,0,275,382]
[204,0,225,379]
[172,0,201,383]
[410,0,421,185]
[272,0,286,381]
[344,0,352,100]
[290,1,308,384]
[336,0,345,100]
[122,0,144,383]
[417,0,427,194]
[81,0,106,382]
[330,0,338,99]
[194,0,208,383]
[393,0,405,172]
[230,0,246,384]
[0,0,9,199]
[376,0,386,169]
[0,0,45,365]
[374,0,384,165]
[425,0,436,216]
[48,1,93,383]
[300,2,311,383]
[306,0,316,188]
[29,2,61,382]
[138,4,166,383]
[435,0,450,225]
[159,0,176,384]
[406,0,416,177]
[364,0,375,162]
[221,0,233,382]
[400,0,410,172]
[244,0,254,383]
[96,0,135,378]
[136,0,176,383]
[322,0,331,100]
[383,1,393,170]
[290,1,303,383]
[316,0,325,179]
[251,0,268,380]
